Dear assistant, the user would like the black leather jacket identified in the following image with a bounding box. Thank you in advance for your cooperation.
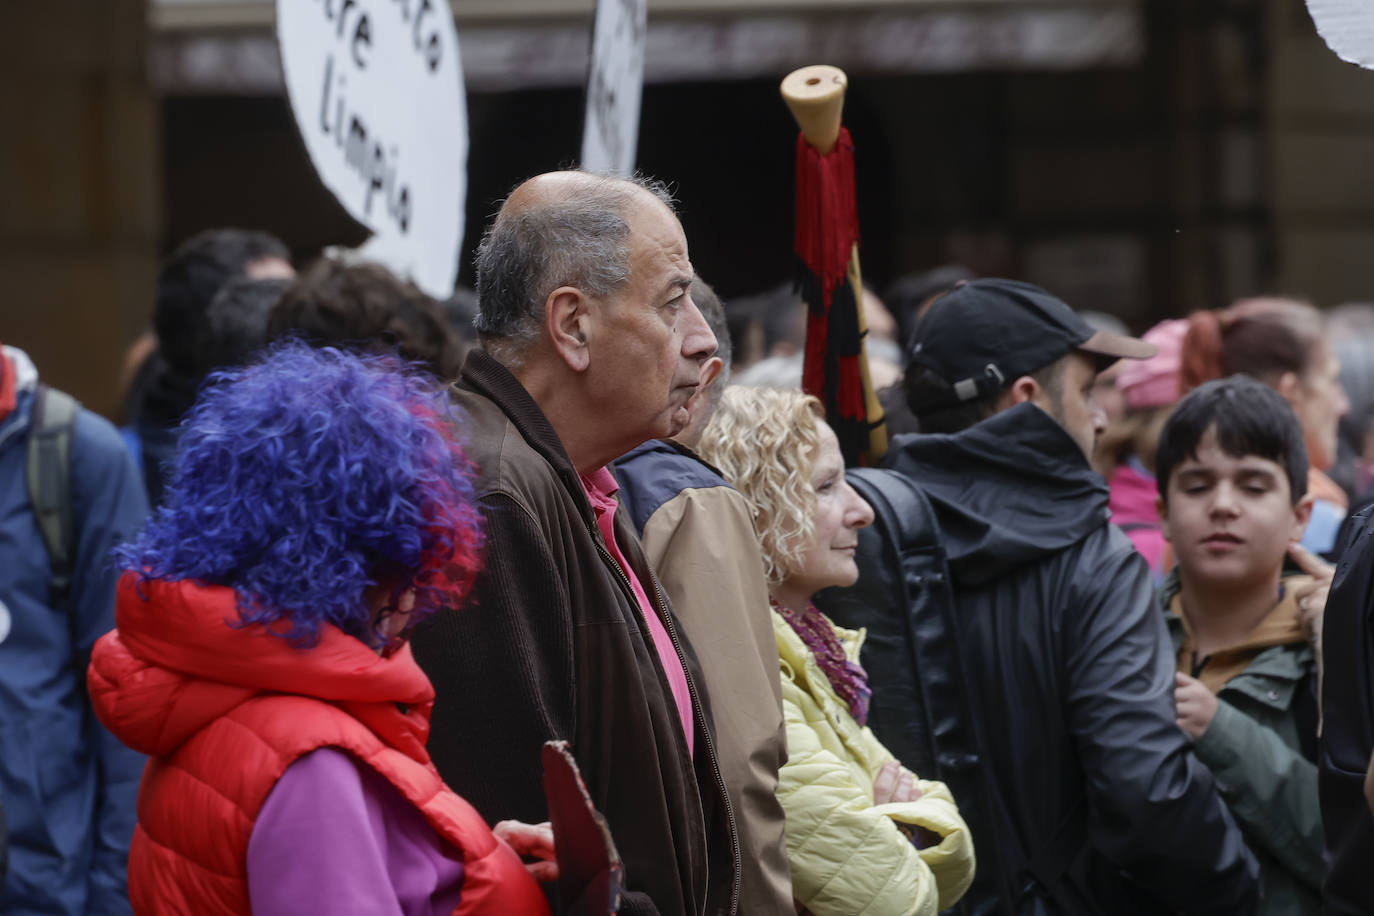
[1319,503,1374,915]
[825,403,1259,915]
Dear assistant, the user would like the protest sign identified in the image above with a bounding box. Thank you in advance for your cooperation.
[1308,0,1374,69]
[277,0,467,297]
[581,0,647,174]
[543,741,623,915]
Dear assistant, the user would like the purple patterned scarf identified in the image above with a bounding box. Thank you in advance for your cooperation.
[772,598,872,726]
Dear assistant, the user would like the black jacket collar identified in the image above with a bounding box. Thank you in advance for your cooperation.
[884,402,1111,584]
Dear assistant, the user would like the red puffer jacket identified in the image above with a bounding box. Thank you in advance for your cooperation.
[88,573,549,916]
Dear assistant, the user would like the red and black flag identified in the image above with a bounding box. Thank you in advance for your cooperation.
[783,65,887,467]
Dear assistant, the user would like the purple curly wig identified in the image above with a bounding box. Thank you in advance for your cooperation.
[117,341,483,647]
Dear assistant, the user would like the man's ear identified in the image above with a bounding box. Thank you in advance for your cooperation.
[1276,371,1302,405]
[1005,375,1040,406]
[699,356,724,392]
[1156,493,1172,543]
[546,287,592,372]
[1290,492,1315,543]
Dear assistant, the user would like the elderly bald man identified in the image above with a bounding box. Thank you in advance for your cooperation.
[412,172,740,916]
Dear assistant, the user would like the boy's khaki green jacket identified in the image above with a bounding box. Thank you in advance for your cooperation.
[1162,571,1322,915]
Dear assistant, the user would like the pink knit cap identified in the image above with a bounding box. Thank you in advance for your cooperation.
[1116,319,1188,409]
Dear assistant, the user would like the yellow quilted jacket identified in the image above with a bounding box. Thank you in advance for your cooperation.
[773,609,976,916]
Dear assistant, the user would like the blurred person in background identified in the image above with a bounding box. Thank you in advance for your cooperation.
[196,276,290,374]
[89,343,553,915]
[1097,319,1189,581]
[722,280,904,385]
[882,265,975,350]
[0,337,148,915]
[1081,310,1133,428]
[725,281,806,371]
[861,286,900,350]
[859,286,903,391]
[615,278,793,915]
[266,259,465,382]
[735,353,803,389]
[124,228,294,506]
[116,332,158,423]
[724,295,768,370]
[733,290,900,398]
[699,387,975,916]
[1182,298,1350,556]
[1326,303,1374,507]
[442,287,480,362]
[878,267,976,437]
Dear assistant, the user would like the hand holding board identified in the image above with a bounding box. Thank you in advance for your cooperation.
[542,740,624,915]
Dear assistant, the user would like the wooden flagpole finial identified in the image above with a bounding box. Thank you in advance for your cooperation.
[781,65,848,155]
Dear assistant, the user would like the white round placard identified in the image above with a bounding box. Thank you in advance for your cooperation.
[277,0,468,298]
[1308,0,1374,70]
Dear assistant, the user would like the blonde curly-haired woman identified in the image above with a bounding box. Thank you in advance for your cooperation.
[699,387,975,916]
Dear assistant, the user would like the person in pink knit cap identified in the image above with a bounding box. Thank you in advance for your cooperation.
[1097,319,1189,580]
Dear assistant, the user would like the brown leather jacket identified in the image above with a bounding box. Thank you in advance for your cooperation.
[412,351,740,916]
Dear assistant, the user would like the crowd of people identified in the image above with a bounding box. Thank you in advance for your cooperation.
[4,168,1374,915]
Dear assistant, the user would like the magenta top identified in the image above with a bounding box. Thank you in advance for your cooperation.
[246,747,466,916]
[1108,458,1168,581]
[581,466,695,757]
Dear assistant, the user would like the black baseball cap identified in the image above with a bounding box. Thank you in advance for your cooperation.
[905,278,1156,413]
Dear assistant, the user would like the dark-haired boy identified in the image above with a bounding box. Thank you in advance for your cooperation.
[1157,375,1324,914]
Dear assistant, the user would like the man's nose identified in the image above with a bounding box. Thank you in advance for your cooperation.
[682,297,717,362]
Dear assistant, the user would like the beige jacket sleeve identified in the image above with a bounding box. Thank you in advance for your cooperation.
[640,485,795,915]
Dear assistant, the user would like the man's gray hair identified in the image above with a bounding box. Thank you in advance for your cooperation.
[474,173,675,358]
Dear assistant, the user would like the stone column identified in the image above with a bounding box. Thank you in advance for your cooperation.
[0,0,161,420]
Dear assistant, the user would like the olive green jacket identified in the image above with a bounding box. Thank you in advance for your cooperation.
[1162,573,1322,915]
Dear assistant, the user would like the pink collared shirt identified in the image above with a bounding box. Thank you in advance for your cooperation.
[581,466,695,757]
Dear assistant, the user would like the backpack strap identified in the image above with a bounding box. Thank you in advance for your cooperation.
[841,467,939,774]
[835,468,1093,916]
[26,385,79,606]
[846,468,987,782]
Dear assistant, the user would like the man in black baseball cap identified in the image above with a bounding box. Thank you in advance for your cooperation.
[903,278,1155,456]
[819,278,1260,914]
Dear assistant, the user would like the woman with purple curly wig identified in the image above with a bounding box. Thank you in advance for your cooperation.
[88,342,553,916]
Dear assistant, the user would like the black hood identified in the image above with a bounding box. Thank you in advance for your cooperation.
[130,354,201,427]
[882,401,1111,586]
